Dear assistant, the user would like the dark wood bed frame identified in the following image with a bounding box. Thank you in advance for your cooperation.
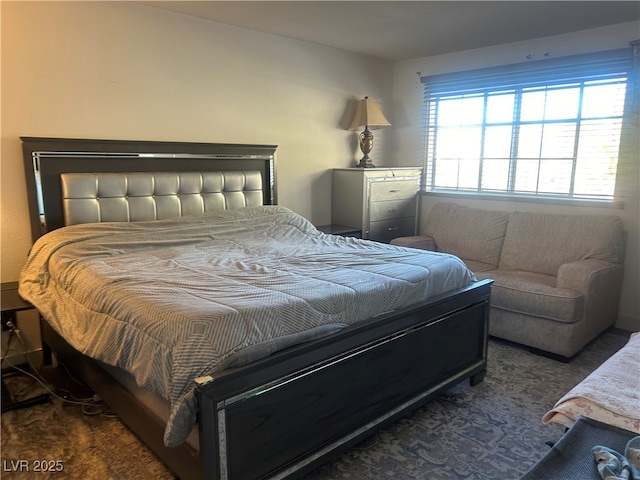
[21,137,492,480]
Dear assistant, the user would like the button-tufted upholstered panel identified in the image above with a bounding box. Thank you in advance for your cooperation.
[60,171,263,225]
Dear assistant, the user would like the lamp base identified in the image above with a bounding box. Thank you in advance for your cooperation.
[356,156,376,168]
[356,127,376,168]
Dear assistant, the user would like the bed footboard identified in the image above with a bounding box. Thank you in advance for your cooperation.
[197,279,492,480]
[39,280,490,480]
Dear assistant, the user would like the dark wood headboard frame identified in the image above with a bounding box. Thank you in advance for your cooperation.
[21,137,278,242]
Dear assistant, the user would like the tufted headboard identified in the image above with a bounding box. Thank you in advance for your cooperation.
[21,137,277,241]
[60,171,265,226]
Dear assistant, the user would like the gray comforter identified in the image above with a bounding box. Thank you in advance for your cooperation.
[19,206,475,446]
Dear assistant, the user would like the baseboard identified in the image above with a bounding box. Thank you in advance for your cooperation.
[614,314,640,333]
[1,357,29,373]
[1,349,41,373]
[607,327,634,338]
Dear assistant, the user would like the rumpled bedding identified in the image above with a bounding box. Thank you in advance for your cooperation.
[19,205,476,446]
[542,332,640,434]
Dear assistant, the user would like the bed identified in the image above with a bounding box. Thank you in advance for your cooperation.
[18,137,492,480]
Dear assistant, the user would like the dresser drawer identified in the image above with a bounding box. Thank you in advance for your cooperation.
[369,198,416,222]
[368,217,415,242]
[369,179,418,201]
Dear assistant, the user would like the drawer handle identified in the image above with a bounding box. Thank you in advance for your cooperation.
[387,208,398,212]
[387,227,399,231]
[389,189,400,193]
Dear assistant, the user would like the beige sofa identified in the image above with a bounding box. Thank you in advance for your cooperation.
[391,203,626,360]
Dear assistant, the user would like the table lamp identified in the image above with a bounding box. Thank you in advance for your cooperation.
[348,96,391,168]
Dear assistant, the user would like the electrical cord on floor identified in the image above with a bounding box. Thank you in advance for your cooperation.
[1,328,15,363]
[1,321,116,417]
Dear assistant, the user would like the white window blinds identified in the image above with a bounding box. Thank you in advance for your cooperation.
[421,48,634,201]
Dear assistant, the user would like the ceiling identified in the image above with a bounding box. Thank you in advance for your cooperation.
[138,1,640,61]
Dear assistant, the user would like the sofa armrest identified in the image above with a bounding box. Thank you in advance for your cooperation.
[557,259,624,335]
[390,235,437,251]
[556,259,623,294]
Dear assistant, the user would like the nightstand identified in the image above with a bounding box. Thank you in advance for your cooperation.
[316,224,362,238]
[1,281,49,413]
[332,168,422,242]
[2,282,33,330]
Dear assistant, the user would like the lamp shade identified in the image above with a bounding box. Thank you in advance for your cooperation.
[348,97,391,130]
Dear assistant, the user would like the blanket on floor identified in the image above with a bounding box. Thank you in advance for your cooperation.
[543,332,640,434]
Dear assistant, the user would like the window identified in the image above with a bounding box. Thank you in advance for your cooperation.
[421,49,634,202]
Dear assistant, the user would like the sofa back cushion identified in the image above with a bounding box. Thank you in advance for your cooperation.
[499,212,625,276]
[425,203,509,267]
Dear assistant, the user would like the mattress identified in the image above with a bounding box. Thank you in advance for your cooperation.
[19,205,476,446]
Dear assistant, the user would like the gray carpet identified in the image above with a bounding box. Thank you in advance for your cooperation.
[1,332,630,480]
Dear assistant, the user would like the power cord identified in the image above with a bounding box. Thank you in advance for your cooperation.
[1,327,15,362]
[4,320,39,374]
[1,321,116,417]
[3,360,115,417]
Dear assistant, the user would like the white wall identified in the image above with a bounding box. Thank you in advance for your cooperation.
[0,1,392,282]
[390,22,640,331]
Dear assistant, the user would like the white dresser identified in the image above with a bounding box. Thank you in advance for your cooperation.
[331,168,422,243]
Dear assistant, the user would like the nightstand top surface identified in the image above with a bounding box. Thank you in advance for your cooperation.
[316,224,361,235]
[1,282,32,313]
[333,167,421,171]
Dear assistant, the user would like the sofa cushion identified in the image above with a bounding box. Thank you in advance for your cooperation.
[425,203,509,267]
[499,212,625,276]
[464,259,497,273]
[475,268,584,323]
